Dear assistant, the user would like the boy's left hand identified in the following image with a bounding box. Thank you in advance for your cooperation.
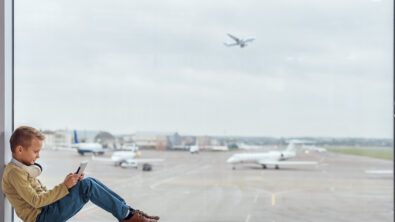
[78,173,85,181]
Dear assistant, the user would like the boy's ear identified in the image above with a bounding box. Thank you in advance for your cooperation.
[15,145,23,153]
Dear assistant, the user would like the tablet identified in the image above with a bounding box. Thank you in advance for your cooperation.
[75,161,88,177]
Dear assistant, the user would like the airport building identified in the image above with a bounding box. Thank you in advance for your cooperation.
[42,130,72,149]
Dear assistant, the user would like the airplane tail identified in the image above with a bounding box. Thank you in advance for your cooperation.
[73,130,79,144]
[285,142,296,152]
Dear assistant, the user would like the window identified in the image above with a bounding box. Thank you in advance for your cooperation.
[15,0,393,221]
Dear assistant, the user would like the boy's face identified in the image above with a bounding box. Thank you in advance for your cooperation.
[15,138,42,165]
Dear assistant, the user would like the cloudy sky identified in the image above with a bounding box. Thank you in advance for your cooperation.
[14,0,393,138]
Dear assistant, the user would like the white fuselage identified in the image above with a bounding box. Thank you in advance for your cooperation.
[226,151,296,164]
[73,143,104,153]
[111,151,140,163]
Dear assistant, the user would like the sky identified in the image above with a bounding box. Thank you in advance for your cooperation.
[14,0,393,138]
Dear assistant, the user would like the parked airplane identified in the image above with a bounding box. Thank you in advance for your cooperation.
[111,150,140,164]
[72,130,105,156]
[207,145,228,151]
[190,143,228,153]
[302,145,327,153]
[238,143,262,150]
[92,151,163,169]
[224,33,255,48]
[190,144,199,154]
[226,141,317,170]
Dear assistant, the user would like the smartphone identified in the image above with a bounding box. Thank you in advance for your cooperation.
[75,161,88,177]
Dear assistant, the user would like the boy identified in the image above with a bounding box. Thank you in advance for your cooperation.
[1,126,160,222]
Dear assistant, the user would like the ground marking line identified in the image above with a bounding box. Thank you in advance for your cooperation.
[272,194,276,206]
[245,214,251,222]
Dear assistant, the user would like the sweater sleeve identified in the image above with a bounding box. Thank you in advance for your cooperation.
[8,169,69,208]
[37,179,48,192]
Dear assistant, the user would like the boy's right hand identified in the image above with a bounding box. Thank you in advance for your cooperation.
[63,173,80,189]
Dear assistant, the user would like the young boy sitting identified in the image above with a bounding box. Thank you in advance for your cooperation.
[1,126,160,222]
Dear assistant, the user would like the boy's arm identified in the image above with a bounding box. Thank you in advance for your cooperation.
[37,179,48,192]
[8,169,69,208]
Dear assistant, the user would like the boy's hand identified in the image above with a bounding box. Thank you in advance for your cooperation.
[63,173,79,189]
[78,173,85,181]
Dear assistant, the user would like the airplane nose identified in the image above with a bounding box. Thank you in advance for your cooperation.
[226,157,235,163]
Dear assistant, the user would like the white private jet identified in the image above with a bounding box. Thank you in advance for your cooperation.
[226,141,317,170]
[72,130,105,156]
[224,33,255,48]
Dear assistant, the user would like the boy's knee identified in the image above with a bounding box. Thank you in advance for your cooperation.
[77,177,95,200]
[80,177,94,185]
[78,177,95,190]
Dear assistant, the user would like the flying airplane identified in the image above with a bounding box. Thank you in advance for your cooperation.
[92,151,163,169]
[72,130,105,156]
[226,141,318,170]
[224,33,255,48]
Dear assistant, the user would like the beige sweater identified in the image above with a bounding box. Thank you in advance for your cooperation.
[1,163,69,222]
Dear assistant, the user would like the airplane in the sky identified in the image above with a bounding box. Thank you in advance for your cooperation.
[72,130,105,155]
[224,33,255,48]
[226,141,318,170]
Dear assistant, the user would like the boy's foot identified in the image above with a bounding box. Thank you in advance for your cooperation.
[121,213,157,222]
[135,209,160,220]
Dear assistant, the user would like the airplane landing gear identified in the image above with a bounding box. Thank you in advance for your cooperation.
[275,165,279,170]
[262,164,267,169]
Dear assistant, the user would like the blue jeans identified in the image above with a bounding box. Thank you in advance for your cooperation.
[36,177,131,222]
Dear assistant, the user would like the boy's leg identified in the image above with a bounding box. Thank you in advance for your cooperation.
[90,177,160,221]
[36,177,130,222]
[89,177,127,205]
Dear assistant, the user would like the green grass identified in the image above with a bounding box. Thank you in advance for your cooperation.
[326,146,393,160]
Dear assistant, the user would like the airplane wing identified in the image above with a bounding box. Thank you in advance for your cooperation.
[224,42,239,47]
[258,160,317,165]
[243,37,255,43]
[91,156,164,163]
[227,33,240,43]
[129,158,164,163]
[91,156,114,162]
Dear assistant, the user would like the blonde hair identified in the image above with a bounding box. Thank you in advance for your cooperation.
[10,126,45,153]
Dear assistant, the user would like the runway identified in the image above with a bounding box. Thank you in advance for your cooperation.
[29,148,393,222]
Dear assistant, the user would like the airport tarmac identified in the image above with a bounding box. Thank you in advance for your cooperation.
[21,148,393,222]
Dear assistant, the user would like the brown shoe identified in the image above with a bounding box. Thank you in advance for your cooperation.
[121,213,157,222]
[134,209,160,220]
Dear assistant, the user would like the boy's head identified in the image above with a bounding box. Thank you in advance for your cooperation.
[10,126,45,165]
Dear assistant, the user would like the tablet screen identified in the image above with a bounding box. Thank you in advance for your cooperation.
[76,161,88,177]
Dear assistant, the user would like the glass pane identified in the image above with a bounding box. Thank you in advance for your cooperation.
[15,0,393,221]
